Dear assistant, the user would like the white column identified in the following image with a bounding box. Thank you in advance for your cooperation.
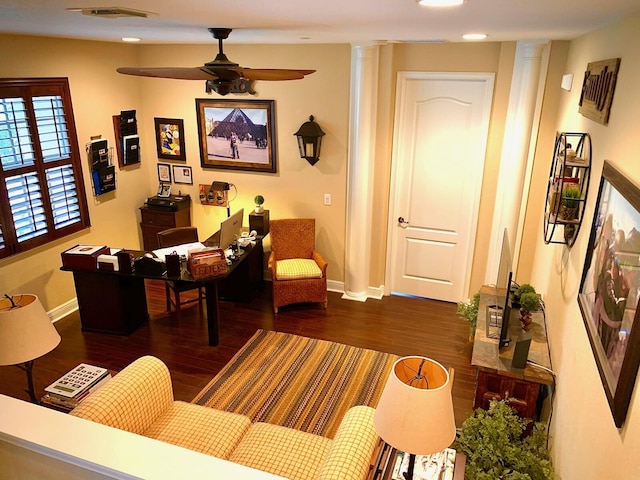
[342,44,379,301]
[486,41,547,283]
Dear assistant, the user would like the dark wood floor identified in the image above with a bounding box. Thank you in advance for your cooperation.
[0,281,477,426]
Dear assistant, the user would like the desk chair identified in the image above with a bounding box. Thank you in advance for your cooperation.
[157,227,203,321]
[268,218,328,313]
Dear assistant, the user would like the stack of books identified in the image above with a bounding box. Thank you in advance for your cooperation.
[42,364,111,412]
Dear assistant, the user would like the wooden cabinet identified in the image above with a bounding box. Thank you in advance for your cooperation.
[139,206,191,250]
[472,286,553,421]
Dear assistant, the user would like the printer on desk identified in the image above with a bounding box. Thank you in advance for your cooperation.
[146,194,191,211]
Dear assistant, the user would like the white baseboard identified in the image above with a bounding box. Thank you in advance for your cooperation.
[48,298,78,323]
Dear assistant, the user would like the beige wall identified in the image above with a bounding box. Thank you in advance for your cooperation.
[523,16,640,479]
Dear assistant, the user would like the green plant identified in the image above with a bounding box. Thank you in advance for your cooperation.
[516,284,536,297]
[456,291,480,337]
[254,195,265,206]
[520,292,541,312]
[453,399,554,480]
[561,186,581,209]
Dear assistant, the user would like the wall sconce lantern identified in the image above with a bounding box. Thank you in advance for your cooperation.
[294,115,325,166]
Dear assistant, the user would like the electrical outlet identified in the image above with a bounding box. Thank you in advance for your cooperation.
[323,193,331,206]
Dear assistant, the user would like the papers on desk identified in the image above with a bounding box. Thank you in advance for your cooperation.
[152,242,206,260]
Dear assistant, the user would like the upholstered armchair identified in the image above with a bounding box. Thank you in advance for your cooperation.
[268,218,328,313]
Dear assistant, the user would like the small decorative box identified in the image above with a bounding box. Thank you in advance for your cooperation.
[188,248,227,280]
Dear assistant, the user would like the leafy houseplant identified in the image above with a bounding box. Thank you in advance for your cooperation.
[560,185,581,220]
[254,194,265,213]
[456,291,480,339]
[453,399,554,480]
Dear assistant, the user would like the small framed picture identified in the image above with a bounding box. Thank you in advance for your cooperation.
[157,163,171,183]
[173,165,193,185]
[154,117,186,161]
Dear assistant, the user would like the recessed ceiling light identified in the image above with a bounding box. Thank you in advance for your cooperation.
[417,0,465,7]
[462,33,488,40]
[122,37,141,43]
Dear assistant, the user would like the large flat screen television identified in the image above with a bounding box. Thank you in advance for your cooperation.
[496,228,514,348]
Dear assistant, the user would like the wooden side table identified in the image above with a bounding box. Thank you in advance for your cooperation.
[472,285,554,421]
[368,440,466,480]
[249,209,270,236]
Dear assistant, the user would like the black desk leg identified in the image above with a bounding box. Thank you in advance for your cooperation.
[204,281,220,346]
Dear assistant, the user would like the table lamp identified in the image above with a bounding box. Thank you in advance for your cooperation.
[374,356,456,480]
[0,294,61,403]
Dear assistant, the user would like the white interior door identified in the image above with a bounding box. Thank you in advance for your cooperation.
[388,72,494,302]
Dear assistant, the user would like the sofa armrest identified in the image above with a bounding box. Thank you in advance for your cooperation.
[316,406,379,480]
[70,356,174,435]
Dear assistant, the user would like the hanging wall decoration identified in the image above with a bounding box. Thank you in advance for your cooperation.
[578,58,621,125]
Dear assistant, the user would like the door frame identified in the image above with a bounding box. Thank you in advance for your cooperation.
[385,71,495,298]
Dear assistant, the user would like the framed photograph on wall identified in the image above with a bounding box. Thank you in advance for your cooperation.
[157,163,171,183]
[154,117,186,161]
[578,160,640,427]
[195,99,276,173]
[172,165,193,185]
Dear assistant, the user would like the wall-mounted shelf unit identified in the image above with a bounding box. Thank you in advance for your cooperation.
[543,132,591,247]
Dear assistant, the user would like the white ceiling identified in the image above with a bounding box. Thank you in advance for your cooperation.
[1,0,639,45]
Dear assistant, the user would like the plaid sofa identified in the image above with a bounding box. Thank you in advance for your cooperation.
[70,356,379,480]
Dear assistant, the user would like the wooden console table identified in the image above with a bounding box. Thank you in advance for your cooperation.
[471,285,554,420]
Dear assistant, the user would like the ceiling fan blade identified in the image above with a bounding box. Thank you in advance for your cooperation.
[235,68,316,81]
[117,66,217,80]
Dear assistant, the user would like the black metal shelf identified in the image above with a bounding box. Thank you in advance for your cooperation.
[543,132,592,247]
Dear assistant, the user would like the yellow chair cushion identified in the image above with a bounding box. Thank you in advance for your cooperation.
[275,258,323,280]
[230,422,332,480]
[143,401,251,459]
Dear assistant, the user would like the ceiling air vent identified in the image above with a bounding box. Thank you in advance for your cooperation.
[67,7,153,19]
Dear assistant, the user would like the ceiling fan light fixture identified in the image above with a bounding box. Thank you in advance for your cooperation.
[416,0,465,7]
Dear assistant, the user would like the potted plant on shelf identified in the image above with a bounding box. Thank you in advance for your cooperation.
[456,290,480,340]
[254,195,265,213]
[515,284,540,331]
[560,185,581,221]
[453,399,554,480]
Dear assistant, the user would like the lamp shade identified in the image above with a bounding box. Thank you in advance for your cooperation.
[0,294,61,366]
[374,356,455,455]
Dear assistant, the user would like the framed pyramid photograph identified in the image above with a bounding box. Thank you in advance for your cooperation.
[196,99,277,173]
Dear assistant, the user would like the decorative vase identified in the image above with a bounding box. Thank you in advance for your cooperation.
[561,205,578,220]
[254,205,264,214]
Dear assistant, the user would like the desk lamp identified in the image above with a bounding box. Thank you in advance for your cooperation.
[374,356,456,480]
[0,294,61,403]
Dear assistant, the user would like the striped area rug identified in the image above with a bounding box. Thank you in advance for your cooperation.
[193,329,398,439]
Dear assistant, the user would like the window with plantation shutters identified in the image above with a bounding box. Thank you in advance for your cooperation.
[0,78,89,259]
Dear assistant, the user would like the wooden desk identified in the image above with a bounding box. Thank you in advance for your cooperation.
[471,285,553,420]
[62,236,263,347]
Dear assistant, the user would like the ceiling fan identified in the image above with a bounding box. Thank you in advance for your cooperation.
[117,28,315,95]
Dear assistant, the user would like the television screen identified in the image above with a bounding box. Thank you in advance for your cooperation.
[499,271,513,348]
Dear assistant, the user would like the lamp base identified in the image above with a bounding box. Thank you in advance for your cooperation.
[403,453,416,480]
[15,360,38,404]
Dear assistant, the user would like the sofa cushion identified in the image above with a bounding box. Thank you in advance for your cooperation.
[230,422,332,480]
[143,401,251,459]
[275,258,323,280]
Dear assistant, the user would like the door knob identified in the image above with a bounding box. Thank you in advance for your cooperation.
[398,217,409,226]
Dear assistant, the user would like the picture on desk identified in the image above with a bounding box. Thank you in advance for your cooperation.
[196,99,276,173]
[578,161,640,427]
